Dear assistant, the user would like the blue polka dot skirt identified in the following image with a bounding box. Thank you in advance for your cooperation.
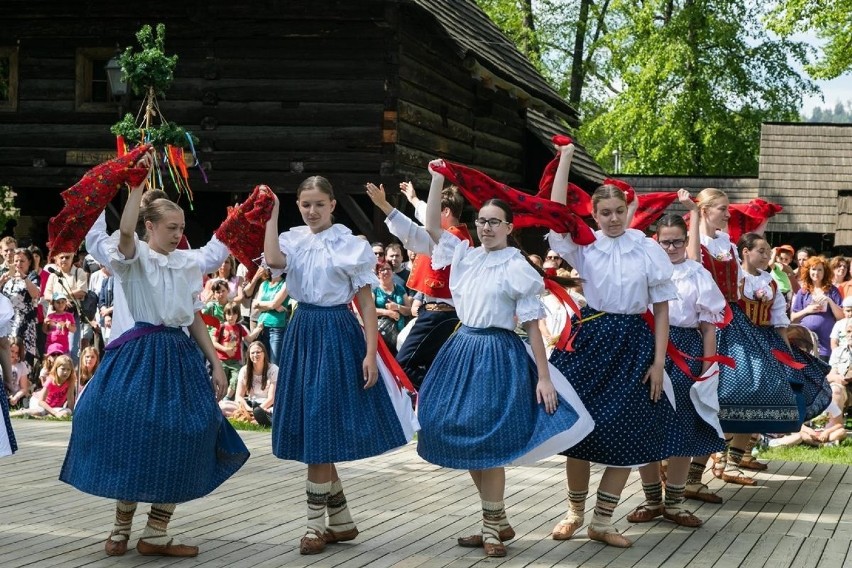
[271,303,408,464]
[549,309,679,466]
[666,326,726,457]
[716,304,800,433]
[0,381,16,456]
[60,324,250,502]
[790,348,832,422]
[416,326,590,470]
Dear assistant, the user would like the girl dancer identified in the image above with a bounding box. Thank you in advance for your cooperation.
[417,161,593,558]
[546,143,679,548]
[627,214,727,528]
[681,191,800,489]
[0,293,16,458]
[60,154,250,557]
[263,176,416,555]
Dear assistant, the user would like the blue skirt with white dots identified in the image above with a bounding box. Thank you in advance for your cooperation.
[60,324,250,502]
[549,309,679,466]
[716,304,801,433]
[0,382,15,457]
[271,303,409,463]
[417,325,592,470]
[666,326,726,457]
[790,348,832,421]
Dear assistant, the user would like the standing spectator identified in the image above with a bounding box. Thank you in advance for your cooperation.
[371,242,386,266]
[545,250,565,269]
[385,243,410,291]
[254,268,291,369]
[97,270,115,330]
[830,256,852,298]
[0,236,17,277]
[242,265,268,332]
[2,248,40,367]
[202,279,230,327]
[43,292,76,356]
[792,256,844,360]
[796,246,817,270]
[373,262,412,354]
[210,302,254,400]
[43,250,88,364]
[201,255,244,303]
[770,244,800,302]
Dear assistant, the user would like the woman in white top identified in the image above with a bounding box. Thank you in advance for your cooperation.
[60,154,249,558]
[546,143,679,548]
[263,176,417,556]
[219,341,277,418]
[627,214,727,528]
[416,161,592,558]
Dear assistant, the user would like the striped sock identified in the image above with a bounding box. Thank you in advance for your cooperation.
[481,500,506,545]
[686,461,705,486]
[726,447,745,473]
[590,490,620,531]
[140,503,176,546]
[110,500,137,542]
[664,482,687,511]
[306,481,331,539]
[327,479,356,534]
[641,481,663,507]
[565,489,587,523]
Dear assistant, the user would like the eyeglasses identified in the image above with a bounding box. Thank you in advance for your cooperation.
[378,268,392,273]
[474,218,510,228]
[374,251,385,256]
[660,239,687,249]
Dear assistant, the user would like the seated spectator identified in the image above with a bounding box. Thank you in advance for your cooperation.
[77,346,100,399]
[373,262,412,354]
[767,416,847,448]
[43,292,76,356]
[830,296,852,351]
[12,354,76,418]
[827,321,852,421]
[37,345,64,390]
[4,338,30,409]
[219,341,277,426]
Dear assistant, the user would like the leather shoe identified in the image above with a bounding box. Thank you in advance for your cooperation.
[104,536,128,556]
[483,541,507,557]
[323,527,359,543]
[136,538,199,557]
[587,526,632,548]
[684,483,723,504]
[626,503,663,523]
[299,532,326,555]
[457,527,515,547]
[551,518,583,540]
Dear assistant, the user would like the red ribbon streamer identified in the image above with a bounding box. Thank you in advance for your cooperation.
[543,277,583,351]
[771,348,806,370]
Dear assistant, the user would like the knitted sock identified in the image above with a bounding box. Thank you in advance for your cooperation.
[664,482,687,512]
[686,461,706,486]
[740,437,757,462]
[726,447,746,473]
[110,500,137,542]
[481,500,506,545]
[306,480,331,539]
[641,481,663,508]
[140,503,176,546]
[560,489,587,524]
[327,479,356,534]
[590,490,620,532]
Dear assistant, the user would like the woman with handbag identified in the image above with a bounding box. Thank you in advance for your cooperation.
[373,262,412,354]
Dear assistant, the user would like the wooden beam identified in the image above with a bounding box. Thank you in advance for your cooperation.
[334,190,373,237]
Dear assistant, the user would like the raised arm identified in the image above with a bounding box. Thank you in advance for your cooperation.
[262,192,286,269]
[118,154,152,260]
[677,189,701,262]
[550,144,575,206]
[424,160,445,244]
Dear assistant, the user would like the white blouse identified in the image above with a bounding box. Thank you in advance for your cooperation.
[432,231,545,330]
[107,234,202,328]
[277,224,378,306]
[548,229,677,314]
[742,269,790,327]
[668,259,727,328]
[700,231,744,285]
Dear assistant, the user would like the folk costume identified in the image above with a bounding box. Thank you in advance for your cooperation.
[0,294,17,458]
[60,233,250,554]
[417,231,593,469]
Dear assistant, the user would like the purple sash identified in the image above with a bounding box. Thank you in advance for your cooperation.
[105,323,168,351]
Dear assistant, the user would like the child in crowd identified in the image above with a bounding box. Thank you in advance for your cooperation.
[211,302,255,400]
[830,296,852,350]
[5,338,31,408]
[77,346,100,400]
[202,279,230,326]
[12,354,75,418]
[43,291,76,355]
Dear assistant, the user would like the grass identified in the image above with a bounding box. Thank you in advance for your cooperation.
[227,419,270,432]
[756,437,852,466]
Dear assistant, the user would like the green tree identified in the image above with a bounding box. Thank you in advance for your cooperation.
[767,0,852,79]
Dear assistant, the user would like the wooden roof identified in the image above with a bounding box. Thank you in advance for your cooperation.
[618,176,759,218]
[759,123,852,237]
[409,0,578,121]
[526,109,606,184]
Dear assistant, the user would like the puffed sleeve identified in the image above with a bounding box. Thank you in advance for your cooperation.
[194,234,230,275]
[770,283,791,327]
[642,239,678,304]
[431,230,471,270]
[340,236,380,291]
[105,231,143,277]
[547,230,582,269]
[694,266,727,324]
[504,255,546,324]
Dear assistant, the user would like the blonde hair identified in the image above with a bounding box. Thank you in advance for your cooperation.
[695,188,728,212]
[50,355,77,386]
[591,184,627,212]
[141,198,183,241]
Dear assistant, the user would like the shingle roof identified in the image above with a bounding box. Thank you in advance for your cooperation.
[618,176,759,216]
[526,108,605,184]
[408,0,578,119]
[758,123,852,237]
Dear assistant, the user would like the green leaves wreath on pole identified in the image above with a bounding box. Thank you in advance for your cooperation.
[109,23,202,203]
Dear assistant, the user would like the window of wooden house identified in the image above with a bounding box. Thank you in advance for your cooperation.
[75,47,120,111]
[0,46,19,111]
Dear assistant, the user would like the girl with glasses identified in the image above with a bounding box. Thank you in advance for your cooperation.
[416,160,592,558]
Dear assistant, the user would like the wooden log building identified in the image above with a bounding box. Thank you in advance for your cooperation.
[0,0,604,249]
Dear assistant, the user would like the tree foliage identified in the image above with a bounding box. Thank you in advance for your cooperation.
[119,23,178,96]
[804,101,852,123]
[767,0,852,80]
